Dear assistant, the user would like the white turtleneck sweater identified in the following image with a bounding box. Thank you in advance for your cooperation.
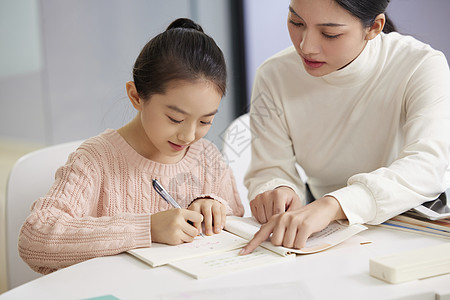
[244,32,450,225]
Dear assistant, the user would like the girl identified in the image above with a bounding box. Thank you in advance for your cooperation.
[19,18,244,274]
[241,0,450,254]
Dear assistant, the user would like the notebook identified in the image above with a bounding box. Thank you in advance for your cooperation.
[128,216,367,278]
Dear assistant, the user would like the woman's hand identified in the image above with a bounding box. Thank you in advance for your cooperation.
[188,198,226,235]
[150,208,203,245]
[240,196,346,255]
[250,186,303,224]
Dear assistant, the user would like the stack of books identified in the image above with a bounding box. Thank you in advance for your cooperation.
[380,211,450,239]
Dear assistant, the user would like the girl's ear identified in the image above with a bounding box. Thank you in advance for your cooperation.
[126,81,143,111]
[365,13,385,40]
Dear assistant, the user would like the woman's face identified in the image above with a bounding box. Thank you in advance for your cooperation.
[288,0,370,77]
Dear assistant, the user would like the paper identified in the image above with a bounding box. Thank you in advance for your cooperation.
[128,217,367,278]
[224,216,368,255]
[170,247,295,279]
[128,231,247,267]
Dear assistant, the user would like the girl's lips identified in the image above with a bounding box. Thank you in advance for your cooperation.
[303,57,325,68]
[169,141,187,151]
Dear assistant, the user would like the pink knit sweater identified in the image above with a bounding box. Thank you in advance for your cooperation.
[19,129,244,274]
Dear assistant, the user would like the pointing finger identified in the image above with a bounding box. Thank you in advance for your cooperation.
[239,221,276,255]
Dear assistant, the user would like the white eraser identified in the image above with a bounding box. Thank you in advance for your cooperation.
[369,243,450,284]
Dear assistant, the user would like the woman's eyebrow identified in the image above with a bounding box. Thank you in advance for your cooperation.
[288,5,347,27]
[317,22,347,27]
[289,5,303,20]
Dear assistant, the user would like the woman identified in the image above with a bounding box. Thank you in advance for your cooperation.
[240,0,450,254]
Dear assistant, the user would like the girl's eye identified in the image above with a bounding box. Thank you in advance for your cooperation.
[168,116,182,124]
[289,20,304,27]
[323,33,341,39]
[200,120,212,125]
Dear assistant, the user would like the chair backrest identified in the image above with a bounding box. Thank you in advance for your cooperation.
[5,140,83,290]
[221,113,308,217]
[221,113,252,217]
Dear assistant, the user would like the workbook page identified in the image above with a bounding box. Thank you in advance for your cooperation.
[128,231,247,267]
[225,216,368,255]
[169,247,295,279]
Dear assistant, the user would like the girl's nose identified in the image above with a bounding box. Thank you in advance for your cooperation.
[177,123,196,144]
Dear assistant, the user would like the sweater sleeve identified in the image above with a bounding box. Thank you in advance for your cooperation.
[244,69,306,203]
[18,151,151,274]
[329,53,450,225]
[193,141,244,217]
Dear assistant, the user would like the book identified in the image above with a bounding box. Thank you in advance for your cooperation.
[169,217,367,279]
[410,192,450,220]
[401,211,450,231]
[378,222,450,239]
[128,230,247,267]
[169,247,296,279]
[128,216,367,278]
[223,216,368,255]
[379,213,450,240]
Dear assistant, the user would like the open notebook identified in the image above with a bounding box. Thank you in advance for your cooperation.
[128,216,367,279]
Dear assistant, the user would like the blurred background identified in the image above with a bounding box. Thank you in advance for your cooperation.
[1,0,449,293]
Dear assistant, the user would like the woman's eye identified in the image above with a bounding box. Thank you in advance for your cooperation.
[323,33,341,39]
[168,116,182,124]
[289,20,304,27]
[200,120,212,125]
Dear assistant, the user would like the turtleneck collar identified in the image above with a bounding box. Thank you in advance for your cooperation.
[320,33,381,87]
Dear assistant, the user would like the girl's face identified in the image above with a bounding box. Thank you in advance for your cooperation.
[288,0,371,77]
[136,80,222,164]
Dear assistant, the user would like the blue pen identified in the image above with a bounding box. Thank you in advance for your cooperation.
[152,179,205,238]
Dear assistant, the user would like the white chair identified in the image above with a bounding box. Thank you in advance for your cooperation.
[221,113,252,217]
[221,113,308,217]
[5,140,83,290]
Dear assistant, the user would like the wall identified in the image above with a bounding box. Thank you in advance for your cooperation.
[243,0,450,104]
[0,0,236,146]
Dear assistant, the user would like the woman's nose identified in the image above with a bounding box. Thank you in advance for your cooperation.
[300,30,320,55]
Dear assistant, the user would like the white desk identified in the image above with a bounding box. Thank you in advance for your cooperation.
[1,226,449,300]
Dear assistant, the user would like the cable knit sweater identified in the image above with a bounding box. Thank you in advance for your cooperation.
[19,129,244,274]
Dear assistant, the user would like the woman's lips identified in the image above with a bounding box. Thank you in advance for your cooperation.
[303,57,325,68]
[169,141,187,151]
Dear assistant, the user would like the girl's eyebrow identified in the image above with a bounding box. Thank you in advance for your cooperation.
[288,5,347,27]
[166,105,218,117]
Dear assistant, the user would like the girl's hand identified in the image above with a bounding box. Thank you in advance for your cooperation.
[188,198,226,235]
[240,196,346,255]
[150,208,203,245]
[250,186,303,224]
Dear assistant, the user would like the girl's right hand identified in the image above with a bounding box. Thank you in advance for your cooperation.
[250,186,302,224]
[150,208,203,245]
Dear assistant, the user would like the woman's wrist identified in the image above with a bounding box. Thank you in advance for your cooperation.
[322,196,347,221]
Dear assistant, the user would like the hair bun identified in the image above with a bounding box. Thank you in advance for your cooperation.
[166,18,204,33]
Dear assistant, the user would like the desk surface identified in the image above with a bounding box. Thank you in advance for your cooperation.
[1,226,449,300]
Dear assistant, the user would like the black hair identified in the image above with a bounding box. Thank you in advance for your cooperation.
[132,18,227,101]
[334,0,397,33]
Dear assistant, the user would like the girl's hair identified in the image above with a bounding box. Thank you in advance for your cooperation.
[334,0,397,33]
[132,18,227,101]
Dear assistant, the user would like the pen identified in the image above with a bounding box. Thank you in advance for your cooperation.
[152,179,205,237]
